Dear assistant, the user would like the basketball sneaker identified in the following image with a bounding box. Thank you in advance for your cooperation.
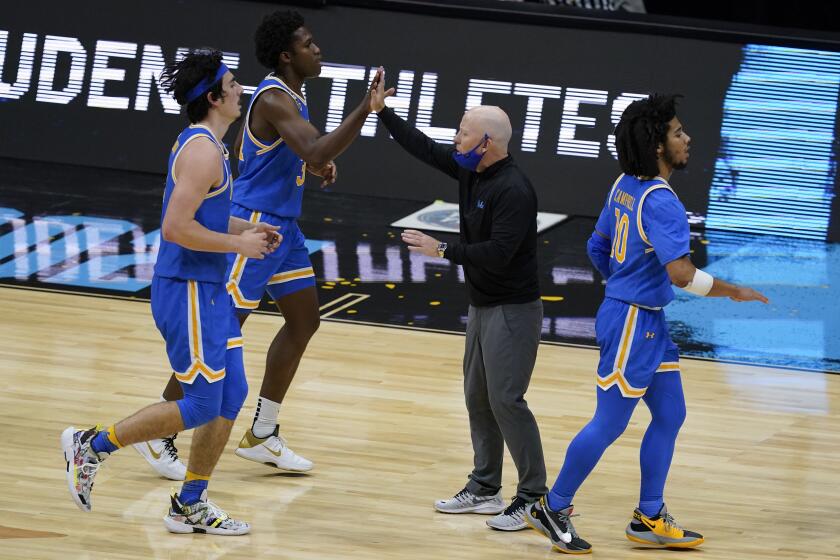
[524,497,592,554]
[434,487,505,514]
[486,496,531,530]
[234,425,313,472]
[61,426,108,512]
[133,435,186,481]
[163,490,250,535]
[625,504,704,548]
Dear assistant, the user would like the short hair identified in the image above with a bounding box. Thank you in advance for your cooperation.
[159,48,226,123]
[255,10,305,71]
[614,94,682,177]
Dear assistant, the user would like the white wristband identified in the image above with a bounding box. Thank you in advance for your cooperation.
[683,268,714,296]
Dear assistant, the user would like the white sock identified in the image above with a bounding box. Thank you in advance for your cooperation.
[252,397,281,439]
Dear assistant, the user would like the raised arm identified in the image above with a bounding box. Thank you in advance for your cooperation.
[371,70,460,179]
[254,69,381,170]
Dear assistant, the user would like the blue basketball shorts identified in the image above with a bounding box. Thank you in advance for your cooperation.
[225,203,315,313]
[594,297,680,398]
[151,276,232,383]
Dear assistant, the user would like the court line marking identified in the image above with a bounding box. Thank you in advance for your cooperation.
[319,293,370,318]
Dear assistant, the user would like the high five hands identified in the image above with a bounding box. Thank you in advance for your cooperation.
[369,66,395,113]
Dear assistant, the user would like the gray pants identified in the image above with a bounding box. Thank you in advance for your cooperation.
[463,299,547,501]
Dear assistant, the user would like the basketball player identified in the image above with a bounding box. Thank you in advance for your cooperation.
[136,10,381,478]
[524,94,768,553]
[61,49,281,534]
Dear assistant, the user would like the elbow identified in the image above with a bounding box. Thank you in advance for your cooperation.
[669,271,694,289]
[671,277,690,289]
[161,222,180,244]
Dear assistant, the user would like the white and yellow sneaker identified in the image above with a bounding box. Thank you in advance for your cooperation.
[61,426,107,512]
[133,435,186,481]
[163,490,250,536]
[234,425,313,472]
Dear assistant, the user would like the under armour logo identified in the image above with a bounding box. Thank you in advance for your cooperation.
[645,331,655,339]
[477,200,485,209]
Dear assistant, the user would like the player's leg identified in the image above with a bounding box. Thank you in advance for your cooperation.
[235,220,316,471]
[163,291,250,536]
[625,342,703,548]
[62,278,221,513]
[527,300,654,553]
[132,373,187,480]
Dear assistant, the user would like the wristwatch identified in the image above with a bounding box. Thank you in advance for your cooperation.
[436,242,447,258]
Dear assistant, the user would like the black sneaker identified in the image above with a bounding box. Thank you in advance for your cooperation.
[524,497,592,554]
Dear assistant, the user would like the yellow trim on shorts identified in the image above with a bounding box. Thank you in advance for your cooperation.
[268,267,315,285]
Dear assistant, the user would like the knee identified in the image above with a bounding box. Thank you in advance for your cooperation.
[487,390,528,420]
[586,414,630,445]
[286,314,320,346]
[650,397,686,433]
[220,376,249,421]
[178,392,222,429]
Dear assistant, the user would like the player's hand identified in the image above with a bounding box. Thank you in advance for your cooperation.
[309,160,337,187]
[730,286,769,304]
[369,67,395,113]
[236,228,271,259]
[253,222,282,252]
[401,229,440,257]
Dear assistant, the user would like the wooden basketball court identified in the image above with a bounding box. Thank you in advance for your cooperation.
[1,286,838,559]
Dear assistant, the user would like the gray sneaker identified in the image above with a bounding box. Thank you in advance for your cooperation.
[486,496,531,531]
[434,487,505,514]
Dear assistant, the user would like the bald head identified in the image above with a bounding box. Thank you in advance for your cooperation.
[463,105,512,151]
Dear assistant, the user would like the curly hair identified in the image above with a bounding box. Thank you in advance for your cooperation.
[255,10,305,71]
[614,93,682,177]
[159,48,226,123]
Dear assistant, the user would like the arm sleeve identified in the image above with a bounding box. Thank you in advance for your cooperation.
[444,187,533,267]
[377,107,460,179]
[587,231,612,280]
[641,189,691,265]
[587,202,612,279]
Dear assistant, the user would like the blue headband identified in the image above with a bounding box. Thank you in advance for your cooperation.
[184,63,229,104]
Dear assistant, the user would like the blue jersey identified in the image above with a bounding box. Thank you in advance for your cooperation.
[154,124,232,283]
[595,174,690,308]
[234,74,309,218]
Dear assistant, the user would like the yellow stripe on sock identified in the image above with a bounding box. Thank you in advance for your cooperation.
[185,470,211,481]
[106,425,124,449]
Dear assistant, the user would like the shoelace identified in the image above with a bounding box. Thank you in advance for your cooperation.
[503,497,527,517]
[662,512,685,532]
[453,488,472,503]
[265,434,288,453]
[79,459,101,478]
[555,509,582,538]
[204,499,232,525]
[162,435,179,461]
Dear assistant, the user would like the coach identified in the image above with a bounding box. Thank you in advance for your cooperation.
[371,71,547,531]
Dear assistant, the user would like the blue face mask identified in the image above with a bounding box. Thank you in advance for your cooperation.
[452,134,489,171]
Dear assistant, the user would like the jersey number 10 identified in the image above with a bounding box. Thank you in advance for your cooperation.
[611,208,629,263]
